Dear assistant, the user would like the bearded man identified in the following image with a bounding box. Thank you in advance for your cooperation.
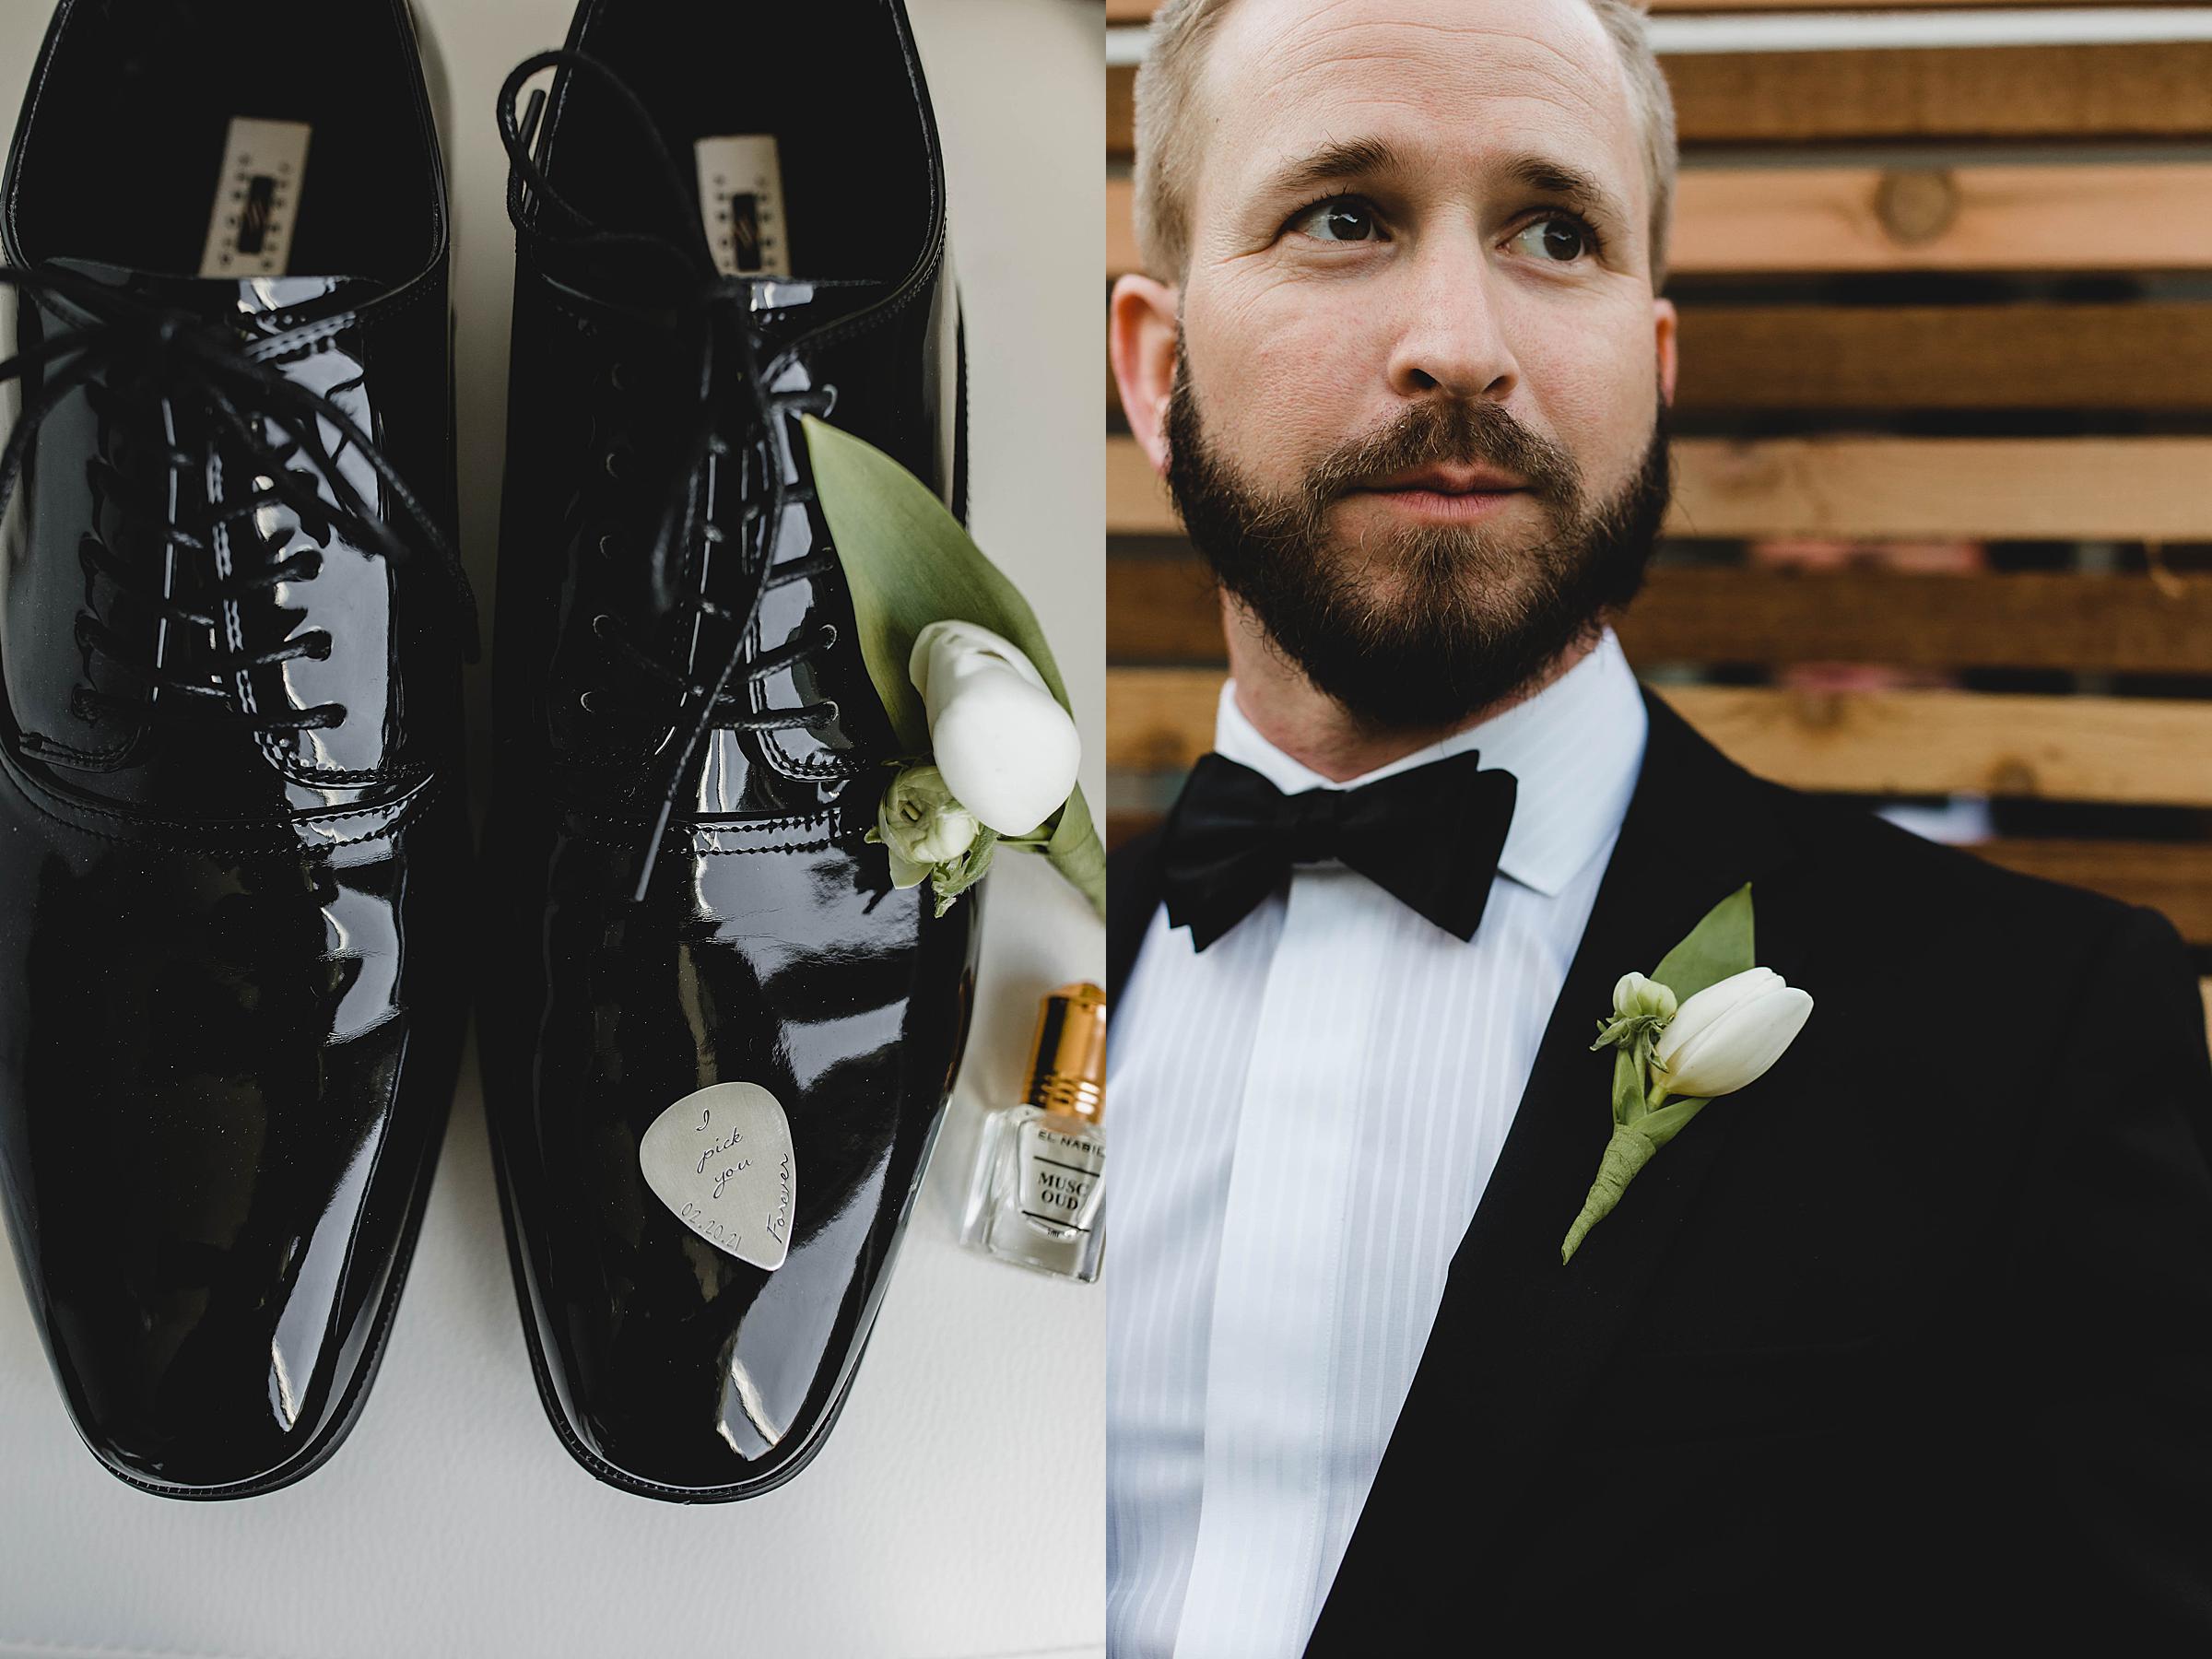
[1103,0,2212,1651]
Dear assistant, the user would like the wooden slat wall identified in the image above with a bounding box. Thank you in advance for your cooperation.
[1104,8,2212,1045]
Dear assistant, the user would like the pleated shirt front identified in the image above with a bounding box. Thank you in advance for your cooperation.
[1105,629,1650,1659]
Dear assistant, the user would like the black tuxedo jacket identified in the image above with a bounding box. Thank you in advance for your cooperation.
[1110,687,2212,1649]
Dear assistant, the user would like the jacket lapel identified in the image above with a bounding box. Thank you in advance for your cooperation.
[1305,686,1806,1649]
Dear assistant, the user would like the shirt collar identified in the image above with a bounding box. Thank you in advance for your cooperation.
[1211,626,1650,898]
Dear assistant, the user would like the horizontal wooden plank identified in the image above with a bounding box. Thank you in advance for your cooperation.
[1110,302,2212,421]
[1664,683,2212,804]
[1106,670,2212,805]
[1107,433,2212,540]
[1110,551,1222,661]
[1679,164,2212,274]
[1108,165,2212,276]
[1107,42,2212,155]
[1109,559,2212,677]
[1668,41,2212,144]
[1624,570,2212,674]
[1671,436,2212,539]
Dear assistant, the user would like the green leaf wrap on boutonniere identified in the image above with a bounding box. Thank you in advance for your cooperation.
[1560,882,1815,1264]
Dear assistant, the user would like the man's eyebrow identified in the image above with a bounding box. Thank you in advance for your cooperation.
[1257,142,1632,230]
[1263,136,1404,200]
[1502,152,1630,229]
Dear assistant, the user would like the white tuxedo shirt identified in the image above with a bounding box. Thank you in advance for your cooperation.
[1105,628,1651,1658]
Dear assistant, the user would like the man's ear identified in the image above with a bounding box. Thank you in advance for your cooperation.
[1653,295,1679,408]
[1110,274,1181,473]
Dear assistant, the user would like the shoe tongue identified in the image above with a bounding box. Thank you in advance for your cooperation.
[42,255,382,332]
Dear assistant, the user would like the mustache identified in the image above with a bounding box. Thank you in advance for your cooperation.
[1300,398,1583,507]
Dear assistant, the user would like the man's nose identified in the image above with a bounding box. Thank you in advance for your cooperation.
[1382,238,1521,403]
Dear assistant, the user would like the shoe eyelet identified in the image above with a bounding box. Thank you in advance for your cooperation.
[596,531,622,560]
[607,359,629,392]
[603,444,631,481]
[578,689,599,715]
[817,622,838,649]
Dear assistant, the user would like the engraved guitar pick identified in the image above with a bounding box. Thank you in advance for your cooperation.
[638,1082,797,1270]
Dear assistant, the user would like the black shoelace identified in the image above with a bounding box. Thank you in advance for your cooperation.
[498,50,848,901]
[0,261,476,740]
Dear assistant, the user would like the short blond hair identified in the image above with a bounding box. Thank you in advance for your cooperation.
[1130,0,1678,288]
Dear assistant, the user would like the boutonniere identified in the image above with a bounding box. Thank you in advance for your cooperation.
[1561,882,1813,1264]
[802,416,1104,919]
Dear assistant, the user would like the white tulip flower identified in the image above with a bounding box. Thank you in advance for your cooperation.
[909,619,1080,837]
[1650,965,1813,1099]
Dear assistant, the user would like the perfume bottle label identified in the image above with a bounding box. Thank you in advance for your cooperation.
[638,1081,796,1270]
[1018,1122,1103,1241]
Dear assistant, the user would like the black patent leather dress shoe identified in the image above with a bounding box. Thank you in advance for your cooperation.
[479,0,980,1501]
[0,0,474,1498]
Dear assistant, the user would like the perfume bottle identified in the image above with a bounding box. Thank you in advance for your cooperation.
[961,982,1106,1281]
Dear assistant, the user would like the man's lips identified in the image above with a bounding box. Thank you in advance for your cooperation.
[1343,464,1532,523]
[1359,463,1529,495]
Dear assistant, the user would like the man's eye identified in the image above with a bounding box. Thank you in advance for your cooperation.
[1509,213,1597,264]
[1288,197,1384,243]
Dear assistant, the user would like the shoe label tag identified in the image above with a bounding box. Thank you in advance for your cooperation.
[199,116,312,277]
[639,1081,796,1270]
[693,135,790,278]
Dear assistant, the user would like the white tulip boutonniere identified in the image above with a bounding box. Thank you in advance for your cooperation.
[1562,882,1814,1264]
[801,418,1104,919]
[865,621,1082,914]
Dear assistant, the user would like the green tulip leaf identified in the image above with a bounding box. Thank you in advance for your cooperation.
[803,414,1071,752]
[1652,881,1756,1002]
[1044,781,1107,914]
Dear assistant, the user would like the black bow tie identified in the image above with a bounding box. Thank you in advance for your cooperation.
[1159,749,1519,951]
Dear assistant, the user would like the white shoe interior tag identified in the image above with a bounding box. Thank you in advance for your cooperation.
[639,1081,797,1270]
[693,135,790,277]
[198,116,312,277]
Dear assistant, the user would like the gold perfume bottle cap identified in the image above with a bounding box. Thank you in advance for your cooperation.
[1025,981,1106,1122]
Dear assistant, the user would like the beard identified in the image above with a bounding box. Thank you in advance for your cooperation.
[1162,344,1672,731]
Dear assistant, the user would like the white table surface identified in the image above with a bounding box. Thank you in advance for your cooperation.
[0,3,1106,1654]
